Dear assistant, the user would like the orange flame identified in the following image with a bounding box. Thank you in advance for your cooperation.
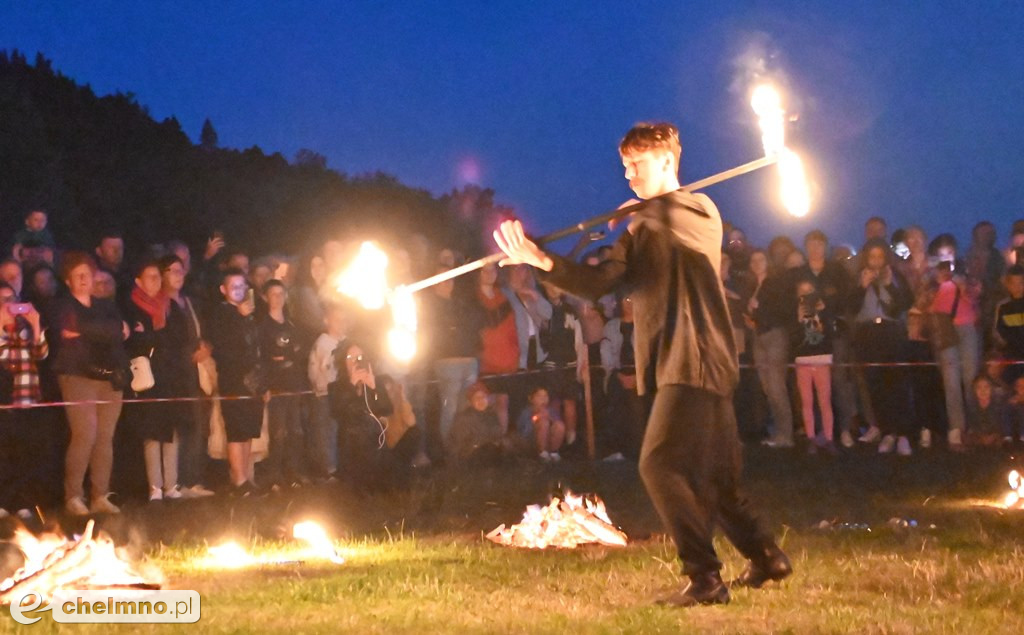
[750,84,811,217]
[487,491,628,549]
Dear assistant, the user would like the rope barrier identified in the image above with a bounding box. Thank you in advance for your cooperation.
[1,358,1020,411]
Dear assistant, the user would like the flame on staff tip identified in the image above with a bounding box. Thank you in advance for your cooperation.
[779,148,810,217]
[337,241,390,310]
[293,521,345,564]
[387,286,417,362]
[206,541,254,568]
[750,84,811,217]
[751,85,786,157]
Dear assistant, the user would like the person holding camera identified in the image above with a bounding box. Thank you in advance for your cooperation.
[791,277,838,454]
[52,251,130,515]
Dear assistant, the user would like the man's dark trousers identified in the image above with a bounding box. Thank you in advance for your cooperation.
[639,383,773,576]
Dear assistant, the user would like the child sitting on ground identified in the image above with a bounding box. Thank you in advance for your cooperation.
[448,383,514,465]
[516,386,565,462]
[965,375,1010,448]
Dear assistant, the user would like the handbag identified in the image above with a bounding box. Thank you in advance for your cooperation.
[130,349,155,392]
[925,285,960,351]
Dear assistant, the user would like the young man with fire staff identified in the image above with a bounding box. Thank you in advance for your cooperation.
[493,122,791,607]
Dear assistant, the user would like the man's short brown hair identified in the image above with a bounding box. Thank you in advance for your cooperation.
[619,122,682,165]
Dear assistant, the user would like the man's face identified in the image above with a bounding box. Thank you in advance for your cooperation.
[265,284,287,311]
[622,149,673,200]
[32,268,57,298]
[805,238,827,262]
[172,245,191,273]
[227,254,250,275]
[974,224,996,249]
[325,307,349,336]
[0,263,22,294]
[96,237,124,269]
[221,275,248,304]
[865,220,887,241]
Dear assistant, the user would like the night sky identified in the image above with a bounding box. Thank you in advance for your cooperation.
[2,1,1023,251]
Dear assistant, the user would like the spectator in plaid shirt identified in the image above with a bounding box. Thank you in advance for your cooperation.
[0,281,50,516]
[0,281,48,404]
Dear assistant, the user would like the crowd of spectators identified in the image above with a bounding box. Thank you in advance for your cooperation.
[1,206,1022,520]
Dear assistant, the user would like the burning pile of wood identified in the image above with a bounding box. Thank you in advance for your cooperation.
[0,521,160,605]
[486,491,628,549]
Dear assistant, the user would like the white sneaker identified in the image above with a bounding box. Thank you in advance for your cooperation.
[0,508,9,519]
[410,452,432,469]
[66,497,90,516]
[896,436,912,456]
[603,452,626,462]
[16,509,32,521]
[186,485,216,498]
[539,451,552,462]
[859,426,882,444]
[840,430,854,448]
[163,485,183,500]
[90,494,121,514]
[948,428,963,447]
[919,429,932,449]
[549,452,562,462]
[878,435,896,454]
[148,487,163,502]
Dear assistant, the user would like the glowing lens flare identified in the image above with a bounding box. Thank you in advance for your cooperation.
[292,521,345,564]
[337,242,390,310]
[387,286,418,362]
[750,84,811,217]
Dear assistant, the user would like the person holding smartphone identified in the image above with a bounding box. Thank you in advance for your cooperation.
[0,282,51,513]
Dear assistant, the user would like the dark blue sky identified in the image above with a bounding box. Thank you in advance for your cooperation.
[2,1,1023,250]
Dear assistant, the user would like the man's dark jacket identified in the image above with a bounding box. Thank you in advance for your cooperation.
[540,190,738,397]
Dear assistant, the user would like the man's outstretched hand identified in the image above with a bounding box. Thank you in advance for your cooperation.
[493,220,554,271]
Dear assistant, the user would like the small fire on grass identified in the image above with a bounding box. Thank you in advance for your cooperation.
[0,520,161,606]
[486,491,628,549]
[1004,470,1024,510]
[204,521,344,568]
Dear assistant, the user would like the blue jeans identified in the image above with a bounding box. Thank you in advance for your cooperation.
[753,327,793,444]
[937,323,980,434]
[435,358,479,447]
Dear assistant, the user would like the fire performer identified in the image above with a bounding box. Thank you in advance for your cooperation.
[493,122,791,606]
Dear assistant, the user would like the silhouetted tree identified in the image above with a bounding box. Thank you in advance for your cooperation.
[200,118,218,149]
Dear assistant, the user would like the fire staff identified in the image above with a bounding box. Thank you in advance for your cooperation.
[494,122,792,607]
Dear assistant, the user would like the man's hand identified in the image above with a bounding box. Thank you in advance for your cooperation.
[493,220,553,271]
[860,268,879,289]
[238,298,255,317]
[204,236,225,261]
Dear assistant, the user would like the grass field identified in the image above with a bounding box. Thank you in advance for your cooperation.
[2,447,1023,633]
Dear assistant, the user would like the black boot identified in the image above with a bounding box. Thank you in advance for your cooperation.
[656,571,730,607]
[731,545,793,589]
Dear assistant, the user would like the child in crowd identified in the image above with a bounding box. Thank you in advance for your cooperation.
[448,383,512,464]
[11,209,56,263]
[995,265,1024,385]
[791,278,838,454]
[965,375,1009,448]
[516,386,565,462]
[1006,377,1024,446]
